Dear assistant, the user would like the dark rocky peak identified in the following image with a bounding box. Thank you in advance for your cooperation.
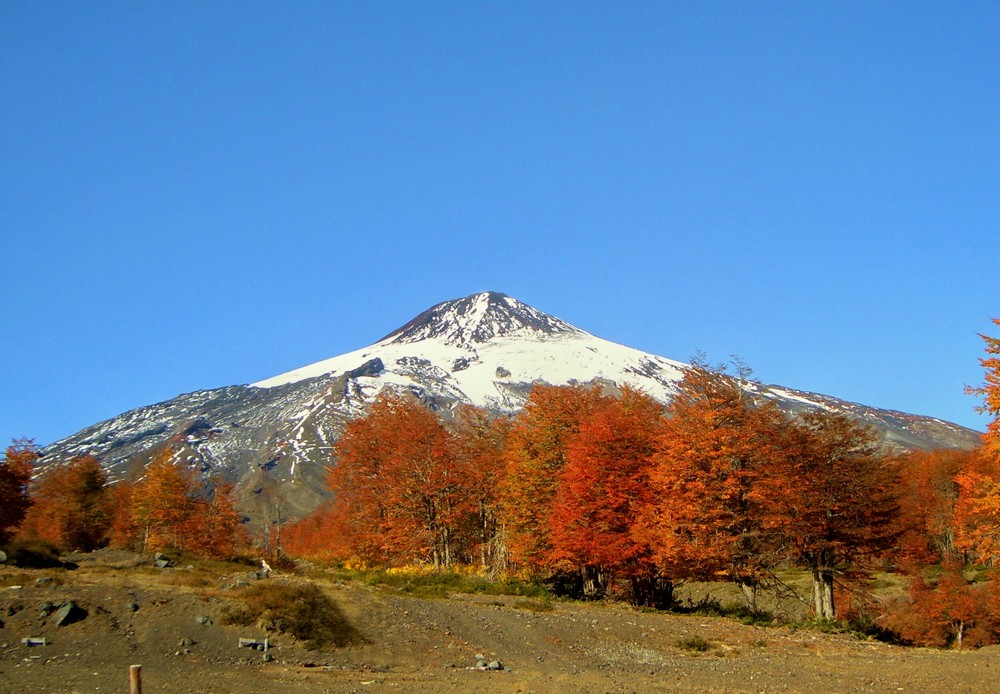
[378,291,583,347]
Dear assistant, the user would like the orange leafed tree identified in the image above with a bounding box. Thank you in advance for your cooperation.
[549,387,667,604]
[19,455,111,552]
[896,449,976,564]
[880,563,1000,649]
[125,449,245,558]
[0,439,36,544]
[771,410,900,620]
[968,317,1000,459]
[130,450,200,553]
[953,453,1000,565]
[450,405,510,570]
[322,392,466,568]
[640,364,789,603]
[498,384,607,575]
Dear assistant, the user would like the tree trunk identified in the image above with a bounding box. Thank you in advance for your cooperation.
[581,565,605,598]
[629,574,674,609]
[811,563,836,620]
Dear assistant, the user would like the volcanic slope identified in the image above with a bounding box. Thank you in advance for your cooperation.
[40,291,981,517]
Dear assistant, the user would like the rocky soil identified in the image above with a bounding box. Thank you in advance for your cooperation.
[1,552,997,693]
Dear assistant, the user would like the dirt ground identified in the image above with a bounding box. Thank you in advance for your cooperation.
[1,552,997,694]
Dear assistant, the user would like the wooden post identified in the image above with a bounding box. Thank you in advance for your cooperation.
[129,664,142,694]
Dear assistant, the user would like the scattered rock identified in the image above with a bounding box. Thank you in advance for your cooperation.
[154,559,171,569]
[495,366,511,378]
[34,577,53,586]
[50,601,86,627]
[195,615,212,626]
[262,652,274,662]
[126,601,139,612]
[474,657,504,671]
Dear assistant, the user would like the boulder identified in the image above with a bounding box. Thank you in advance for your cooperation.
[50,601,86,627]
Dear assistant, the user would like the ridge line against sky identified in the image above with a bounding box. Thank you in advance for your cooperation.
[2,2,998,445]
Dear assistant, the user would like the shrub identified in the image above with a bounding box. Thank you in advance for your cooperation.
[3,538,65,569]
[222,581,359,649]
[676,635,711,652]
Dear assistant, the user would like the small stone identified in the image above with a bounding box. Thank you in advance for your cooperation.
[0,549,7,563]
[195,615,212,625]
[262,652,274,662]
[487,660,504,671]
[153,559,170,569]
[126,601,139,612]
[34,577,53,586]
[50,602,85,627]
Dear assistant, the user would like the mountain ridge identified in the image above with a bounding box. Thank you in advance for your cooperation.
[39,291,983,520]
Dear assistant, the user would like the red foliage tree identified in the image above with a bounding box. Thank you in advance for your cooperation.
[639,364,789,606]
[19,455,111,552]
[953,453,1000,565]
[0,439,36,544]
[126,449,244,558]
[770,410,900,619]
[967,317,1000,459]
[498,384,607,574]
[323,392,466,568]
[881,563,1000,648]
[896,449,976,564]
[191,479,246,559]
[450,405,510,570]
[549,387,667,604]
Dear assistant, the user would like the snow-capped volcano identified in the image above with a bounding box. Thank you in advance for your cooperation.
[380,291,583,346]
[40,291,983,520]
[252,292,687,411]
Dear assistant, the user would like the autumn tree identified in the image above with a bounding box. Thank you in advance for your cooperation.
[193,478,246,559]
[19,455,111,552]
[896,449,975,564]
[771,410,900,620]
[880,563,1000,649]
[968,317,1000,459]
[498,384,607,574]
[0,439,36,545]
[450,405,510,571]
[325,392,468,568]
[953,452,1000,566]
[549,387,667,604]
[639,363,790,608]
[127,449,244,558]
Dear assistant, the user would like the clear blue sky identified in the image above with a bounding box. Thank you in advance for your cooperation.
[2,2,998,446]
